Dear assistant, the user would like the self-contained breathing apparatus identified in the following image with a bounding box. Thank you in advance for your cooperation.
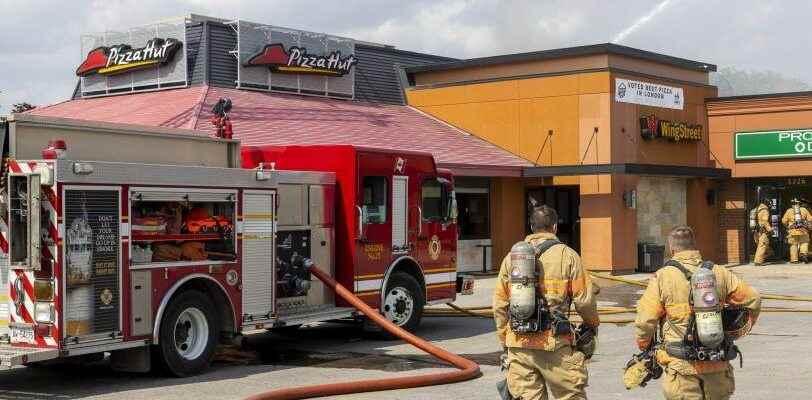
[507,240,595,356]
[748,207,760,232]
[661,260,743,366]
[508,240,569,334]
[791,201,807,230]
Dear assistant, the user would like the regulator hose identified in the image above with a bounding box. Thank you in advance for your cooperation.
[244,261,481,400]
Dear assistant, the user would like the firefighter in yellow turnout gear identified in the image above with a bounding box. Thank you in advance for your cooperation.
[494,205,600,400]
[781,198,811,263]
[635,226,761,400]
[751,201,772,265]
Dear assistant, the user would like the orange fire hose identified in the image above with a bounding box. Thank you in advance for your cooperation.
[244,262,482,400]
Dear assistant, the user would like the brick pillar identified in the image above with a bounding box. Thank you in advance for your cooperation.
[718,179,747,264]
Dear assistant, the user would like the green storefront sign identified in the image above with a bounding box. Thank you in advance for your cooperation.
[735,129,812,160]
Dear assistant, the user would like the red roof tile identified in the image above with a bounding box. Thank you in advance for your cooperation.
[29,86,530,175]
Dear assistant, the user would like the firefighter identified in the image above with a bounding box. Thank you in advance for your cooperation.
[781,198,811,263]
[635,226,761,400]
[750,199,772,265]
[493,205,599,400]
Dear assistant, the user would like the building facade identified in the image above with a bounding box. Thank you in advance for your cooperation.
[403,44,725,272]
[708,92,812,264]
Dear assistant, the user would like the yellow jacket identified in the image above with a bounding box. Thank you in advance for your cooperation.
[493,232,599,351]
[781,206,811,236]
[634,250,761,375]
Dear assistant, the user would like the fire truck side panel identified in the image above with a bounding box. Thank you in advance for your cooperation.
[241,190,275,322]
[241,145,459,311]
[242,146,359,308]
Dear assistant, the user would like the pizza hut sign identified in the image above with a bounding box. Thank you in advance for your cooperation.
[76,38,183,77]
[245,43,357,76]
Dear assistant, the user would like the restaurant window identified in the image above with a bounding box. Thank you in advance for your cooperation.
[457,192,490,240]
[362,176,387,224]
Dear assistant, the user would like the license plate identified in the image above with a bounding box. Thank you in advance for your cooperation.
[10,324,36,345]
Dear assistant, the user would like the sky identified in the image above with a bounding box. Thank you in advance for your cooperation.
[0,0,810,110]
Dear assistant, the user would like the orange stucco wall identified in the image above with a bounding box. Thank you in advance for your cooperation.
[408,64,718,271]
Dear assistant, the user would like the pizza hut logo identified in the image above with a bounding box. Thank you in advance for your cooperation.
[76,38,183,77]
[245,43,357,76]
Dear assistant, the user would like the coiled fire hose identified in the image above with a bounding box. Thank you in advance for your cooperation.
[244,261,481,400]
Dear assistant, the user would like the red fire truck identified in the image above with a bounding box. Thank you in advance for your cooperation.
[0,115,471,376]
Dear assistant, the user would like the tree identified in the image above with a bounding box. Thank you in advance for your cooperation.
[11,102,36,113]
[711,67,811,97]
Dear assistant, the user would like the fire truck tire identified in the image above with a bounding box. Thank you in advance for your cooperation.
[381,271,424,333]
[155,290,219,377]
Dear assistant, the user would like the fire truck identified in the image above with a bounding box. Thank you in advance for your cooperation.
[0,115,470,376]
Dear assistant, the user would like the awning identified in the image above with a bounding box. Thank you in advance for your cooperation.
[523,163,731,179]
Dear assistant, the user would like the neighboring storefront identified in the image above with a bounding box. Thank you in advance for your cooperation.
[708,92,812,264]
[404,44,727,272]
[25,15,531,274]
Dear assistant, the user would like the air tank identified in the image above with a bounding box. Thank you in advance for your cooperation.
[509,241,537,321]
[691,263,724,348]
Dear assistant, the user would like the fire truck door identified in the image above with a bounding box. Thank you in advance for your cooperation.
[417,178,454,278]
[242,191,276,321]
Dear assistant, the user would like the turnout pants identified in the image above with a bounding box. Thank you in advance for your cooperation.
[506,346,587,400]
[787,232,810,262]
[662,365,735,400]
[753,231,772,264]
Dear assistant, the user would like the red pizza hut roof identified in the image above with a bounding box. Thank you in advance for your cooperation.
[27,86,530,176]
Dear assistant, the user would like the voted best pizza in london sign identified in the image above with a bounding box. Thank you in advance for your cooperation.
[735,129,812,160]
[615,78,684,110]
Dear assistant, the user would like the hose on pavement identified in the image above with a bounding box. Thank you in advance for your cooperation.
[244,261,481,400]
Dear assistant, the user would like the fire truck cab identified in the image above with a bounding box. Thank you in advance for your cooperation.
[243,145,464,331]
[0,115,470,376]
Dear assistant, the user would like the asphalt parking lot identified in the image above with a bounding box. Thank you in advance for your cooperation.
[1,263,811,400]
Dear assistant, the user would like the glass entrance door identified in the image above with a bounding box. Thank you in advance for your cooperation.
[525,186,580,252]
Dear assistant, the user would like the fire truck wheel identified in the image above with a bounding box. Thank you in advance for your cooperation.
[382,272,424,332]
[156,290,219,377]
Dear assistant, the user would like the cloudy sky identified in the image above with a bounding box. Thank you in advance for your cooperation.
[0,0,809,110]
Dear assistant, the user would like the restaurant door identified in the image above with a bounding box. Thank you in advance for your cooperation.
[746,177,812,262]
[526,186,580,252]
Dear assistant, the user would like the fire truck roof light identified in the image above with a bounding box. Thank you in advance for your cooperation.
[73,162,94,175]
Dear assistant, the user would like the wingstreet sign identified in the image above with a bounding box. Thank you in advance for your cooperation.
[735,129,812,160]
